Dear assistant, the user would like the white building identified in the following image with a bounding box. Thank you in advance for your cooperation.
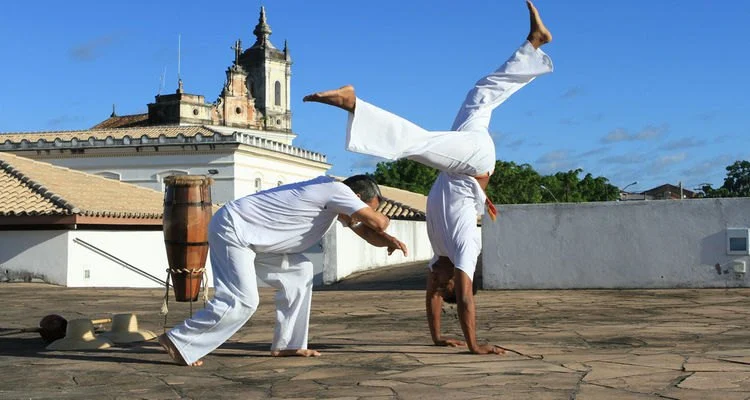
[0,7,435,291]
[0,152,432,289]
[0,8,328,204]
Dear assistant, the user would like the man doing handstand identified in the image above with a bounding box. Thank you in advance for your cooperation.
[304,0,553,354]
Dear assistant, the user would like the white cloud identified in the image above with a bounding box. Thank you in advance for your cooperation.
[601,124,669,143]
[658,137,706,150]
[537,150,570,164]
[535,150,579,174]
[649,152,687,171]
[602,128,630,143]
[600,153,648,165]
[636,124,669,140]
[577,146,610,158]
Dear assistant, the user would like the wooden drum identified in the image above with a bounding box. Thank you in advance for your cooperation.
[163,175,214,302]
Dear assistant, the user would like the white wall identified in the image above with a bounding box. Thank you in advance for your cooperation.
[0,230,69,284]
[321,220,434,284]
[44,152,237,203]
[2,220,432,289]
[233,151,327,198]
[483,198,750,289]
[69,230,216,289]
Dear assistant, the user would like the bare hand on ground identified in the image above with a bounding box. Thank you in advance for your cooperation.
[435,338,466,347]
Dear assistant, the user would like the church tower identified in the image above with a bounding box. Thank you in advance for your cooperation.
[238,7,292,132]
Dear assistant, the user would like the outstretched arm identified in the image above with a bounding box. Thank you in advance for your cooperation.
[454,269,504,355]
[426,270,465,347]
[339,206,390,232]
[341,212,407,256]
[349,222,408,256]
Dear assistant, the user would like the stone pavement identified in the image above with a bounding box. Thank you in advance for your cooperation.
[2,262,750,399]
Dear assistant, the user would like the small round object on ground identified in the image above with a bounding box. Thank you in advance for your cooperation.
[39,314,67,343]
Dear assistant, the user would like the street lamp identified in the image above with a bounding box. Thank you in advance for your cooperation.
[540,184,559,202]
[621,181,638,192]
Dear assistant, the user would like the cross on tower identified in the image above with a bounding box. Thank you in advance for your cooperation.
[231,39,242,65]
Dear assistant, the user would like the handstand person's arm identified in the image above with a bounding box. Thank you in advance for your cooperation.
[454,269,504,355]
[426,271,465,347]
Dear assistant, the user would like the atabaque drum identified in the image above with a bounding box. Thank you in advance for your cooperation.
[163,175,213,302]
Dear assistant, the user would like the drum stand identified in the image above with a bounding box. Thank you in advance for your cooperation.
[160,270,209,332]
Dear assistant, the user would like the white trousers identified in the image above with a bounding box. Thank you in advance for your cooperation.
[346,41,553,176]
[167,207,314,365]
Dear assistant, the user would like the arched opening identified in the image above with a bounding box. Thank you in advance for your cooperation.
[274,81,281,106]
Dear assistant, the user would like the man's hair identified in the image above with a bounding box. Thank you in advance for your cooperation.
[342,175,383,203]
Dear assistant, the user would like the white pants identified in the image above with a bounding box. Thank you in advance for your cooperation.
[346,41,553,176]
[167,207,314,365]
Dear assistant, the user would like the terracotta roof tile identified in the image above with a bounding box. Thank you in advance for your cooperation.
[0,171,67,216]
[327,178,426,221]
[0,153,163,219]
[377,185,426,221]
[91,113,150,129]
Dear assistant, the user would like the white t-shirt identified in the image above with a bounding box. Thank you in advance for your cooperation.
[426,172,486,280]
[224,176,368,253]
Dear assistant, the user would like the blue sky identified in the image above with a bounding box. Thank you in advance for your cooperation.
[1,0,749,192]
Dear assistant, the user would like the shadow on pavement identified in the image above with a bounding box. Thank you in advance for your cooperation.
[317,262,427,291]
[0,337,175,365]
[318,259,484,291]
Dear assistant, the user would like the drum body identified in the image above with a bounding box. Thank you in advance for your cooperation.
[163,175,213,302]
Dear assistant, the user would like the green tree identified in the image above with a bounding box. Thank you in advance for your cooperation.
[485,161,543,204]
[369,159,620,204]
[532,169,619,203]
[371,159,438,195]
[701,160,750,198]
[578,173,621,202]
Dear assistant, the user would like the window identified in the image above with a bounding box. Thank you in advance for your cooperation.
[274,81,281,106]
[157,170,189,191]
[255,178,262,193]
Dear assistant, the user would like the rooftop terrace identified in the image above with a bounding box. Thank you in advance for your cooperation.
[2,262,750,399]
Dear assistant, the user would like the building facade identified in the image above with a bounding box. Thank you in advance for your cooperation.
[0,8,326,204]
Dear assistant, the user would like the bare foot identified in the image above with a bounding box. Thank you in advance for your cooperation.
[270,348,321,357]
[526,0,552,49]
[158,334,203,366]
[302,85,356,113]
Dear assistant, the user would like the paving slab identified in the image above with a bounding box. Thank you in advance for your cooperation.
[2,262,750,399]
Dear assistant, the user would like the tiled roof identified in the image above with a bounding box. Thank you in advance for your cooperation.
[642,184,696,198]
[0,125,217,142]
[377,185,426,221]
[91,113,150,129]
[327,178,427,221]
[0,153,163,220]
